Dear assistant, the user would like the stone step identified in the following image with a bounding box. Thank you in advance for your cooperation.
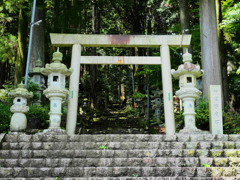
[5,134,240,143]
[1,157,240,168]
[81,128,147,134]
[0,178,238,180]
[0,167,239,178]
[1,141,239,150]
[1,149,240,159]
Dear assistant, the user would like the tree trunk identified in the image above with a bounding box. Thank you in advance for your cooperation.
[216,0,229,106]
[89,0,100,109]
[15,8,27,85]
[200,0,222,98]
[0,62,8,87]
[29,7,45,70]
[179,0,191,53]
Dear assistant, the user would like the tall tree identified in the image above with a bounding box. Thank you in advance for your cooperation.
[89,0,100,109]
[15,8,27,85]
[179,0,191,53]
[216,0,229,105]
[29,6,45,70]
[199,0,222,98]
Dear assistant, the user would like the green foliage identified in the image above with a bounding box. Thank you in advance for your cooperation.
[221,2,240,32]
[195,98,209,130]
[26,80,42,103]
[0,102,11,133]
[223,109,240,134]
[3,0,29,13]
[0,7,17,64]
[176,97,240,134]
[99,145,107,150]
[175,111,184,132]
[202,163,211,167]
[124,105,141,120]
[0,89,9,102]
[27,105,49,129]
[132,92,146,99]
[221,1,240,90]
[0,34,17,64]
[237,67,240,75]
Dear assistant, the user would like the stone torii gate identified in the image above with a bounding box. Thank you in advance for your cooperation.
[50,33,191,135]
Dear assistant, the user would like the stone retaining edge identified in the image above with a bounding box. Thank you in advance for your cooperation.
[0,134,6,145]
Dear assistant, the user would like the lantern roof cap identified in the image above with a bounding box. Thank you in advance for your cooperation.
[41,48,72,76]
[183,49,192,63]
[8,82,33,98]
[52,47,63,63]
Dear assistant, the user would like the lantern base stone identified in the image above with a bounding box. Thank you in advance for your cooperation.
[178,127,210,134]
[42,128,66,135]
[10,113,27,132]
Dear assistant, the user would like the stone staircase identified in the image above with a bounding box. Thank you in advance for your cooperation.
[81,110,147,134]
[0,133,240,179]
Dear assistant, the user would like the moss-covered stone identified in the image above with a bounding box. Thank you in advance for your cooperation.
[185,142,198,149]
[237,150,240,157]
[211,142,223,149]
[211,167,223,177]
[183,149,196,157]
[214,158,228,166]
[222,167,237,176]
[224,150,237,157]
[196,150,209,157]
[211,150,223,157]
[229,157,240,167]
[224,142,235,149]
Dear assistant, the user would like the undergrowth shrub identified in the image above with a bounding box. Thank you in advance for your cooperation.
[0,102,11,133]
[223,109,240,134]
[195,98,209,131]
[27,105,50,130]
[176,97,240,134]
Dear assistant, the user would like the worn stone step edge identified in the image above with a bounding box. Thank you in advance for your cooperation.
[1,141,239,150]
[0,167,239,178]
[4,134,239,143]
[0,177,238,180]
[1,149,240,158]
[1,157,240,168]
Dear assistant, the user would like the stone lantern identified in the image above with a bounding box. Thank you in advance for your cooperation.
[171,50,204,134]
[41,49,72,133]
[29,59,45,105]
[9,83,33,132]
[151,88,162,124]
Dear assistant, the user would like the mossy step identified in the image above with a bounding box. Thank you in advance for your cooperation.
[2,141,240,150]
[1,157,240,168]
[4,134,239,142]
[0,177,238,180]
[1,149,240,159]
[0,167,239,178]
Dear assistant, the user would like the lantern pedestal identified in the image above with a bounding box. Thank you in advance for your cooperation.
[176,88,202,134]
[44,89,68,130]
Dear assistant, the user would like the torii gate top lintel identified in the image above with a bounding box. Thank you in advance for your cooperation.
[50,33,191,47]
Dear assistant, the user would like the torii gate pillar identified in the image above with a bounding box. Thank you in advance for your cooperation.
[161,44,175,134]
[66,44,81,135]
